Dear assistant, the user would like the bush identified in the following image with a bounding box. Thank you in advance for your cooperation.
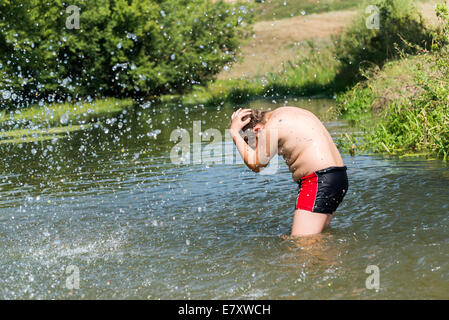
[367,48,449,160]
[332,0,434,90]
[336,49,449,159]
[0,0,252,109]
[434,1,449,47]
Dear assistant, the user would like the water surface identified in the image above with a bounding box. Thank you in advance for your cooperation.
[0,98,447,299]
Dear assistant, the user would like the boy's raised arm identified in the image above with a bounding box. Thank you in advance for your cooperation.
[229,109,277,172]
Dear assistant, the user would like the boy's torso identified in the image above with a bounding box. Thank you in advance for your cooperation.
[266,106,344,181]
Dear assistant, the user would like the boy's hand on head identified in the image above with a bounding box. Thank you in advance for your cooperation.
[230,108,251,134]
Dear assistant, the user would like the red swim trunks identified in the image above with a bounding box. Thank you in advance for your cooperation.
[296,166,348,214]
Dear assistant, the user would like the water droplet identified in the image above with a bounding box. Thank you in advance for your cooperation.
[60,113,69,125]
[2,90,11,99]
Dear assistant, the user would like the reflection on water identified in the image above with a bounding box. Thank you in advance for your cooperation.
[0,98,448,299]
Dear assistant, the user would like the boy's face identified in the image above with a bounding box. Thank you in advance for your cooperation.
[243,130,257,149]
[243,123,264,149]
[253,123,264,132]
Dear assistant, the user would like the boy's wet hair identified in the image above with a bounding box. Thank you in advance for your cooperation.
[239,109,268,147]
[242,109,268,132]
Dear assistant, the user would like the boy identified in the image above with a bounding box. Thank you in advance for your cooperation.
[229,107,348,236]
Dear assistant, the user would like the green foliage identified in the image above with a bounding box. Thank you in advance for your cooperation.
[264,42,339,96]
[333,0,434,90]
[0,98,134,128]
[433,1,449,47]
[335,84,374,122]
[336,46,449,160]
[178,41,340,107]
[0,0,252,109]
[253,0,361,21]
[368,49,449,160]
[334,2,449,160]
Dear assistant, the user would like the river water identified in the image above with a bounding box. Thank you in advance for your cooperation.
[0,98,448,299]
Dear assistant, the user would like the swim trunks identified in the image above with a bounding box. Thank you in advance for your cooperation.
[296,166,348,214]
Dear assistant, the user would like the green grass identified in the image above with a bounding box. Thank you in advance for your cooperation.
[186,0,435,107]
[0,124,91,144]
[0,98,134,128]
[335,0,449,160]
[336,49,449,160]
[0,0,443,159]
[0,42,338,129]
[335,54,426,122]
[253,0,434,21]
[172,41,339,107]
[253,0,361,21]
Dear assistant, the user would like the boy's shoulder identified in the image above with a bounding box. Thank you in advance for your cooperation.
[268,106,307,123]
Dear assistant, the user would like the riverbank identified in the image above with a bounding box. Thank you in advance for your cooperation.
[0,98,134,144]
[252,0,361,21]
[334,0,449,160]
[1,0,446,160]
[180,0,440,107]
[0,98,134,126]
[218,0,439,80]
[336,48,449,160]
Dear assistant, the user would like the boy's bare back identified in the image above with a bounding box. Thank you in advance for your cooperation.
[264,106,344,181]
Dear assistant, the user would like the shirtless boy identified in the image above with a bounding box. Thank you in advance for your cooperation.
[229,107,348,236]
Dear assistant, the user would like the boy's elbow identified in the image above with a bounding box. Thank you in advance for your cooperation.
[247,162,267,173]
[250,165,261,173]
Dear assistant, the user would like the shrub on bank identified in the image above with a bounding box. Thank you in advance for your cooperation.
[336,49,449,160]
[366,49,449,160]
[0,0,251,109]
[335,2,449,160]
[333,0,434,90]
